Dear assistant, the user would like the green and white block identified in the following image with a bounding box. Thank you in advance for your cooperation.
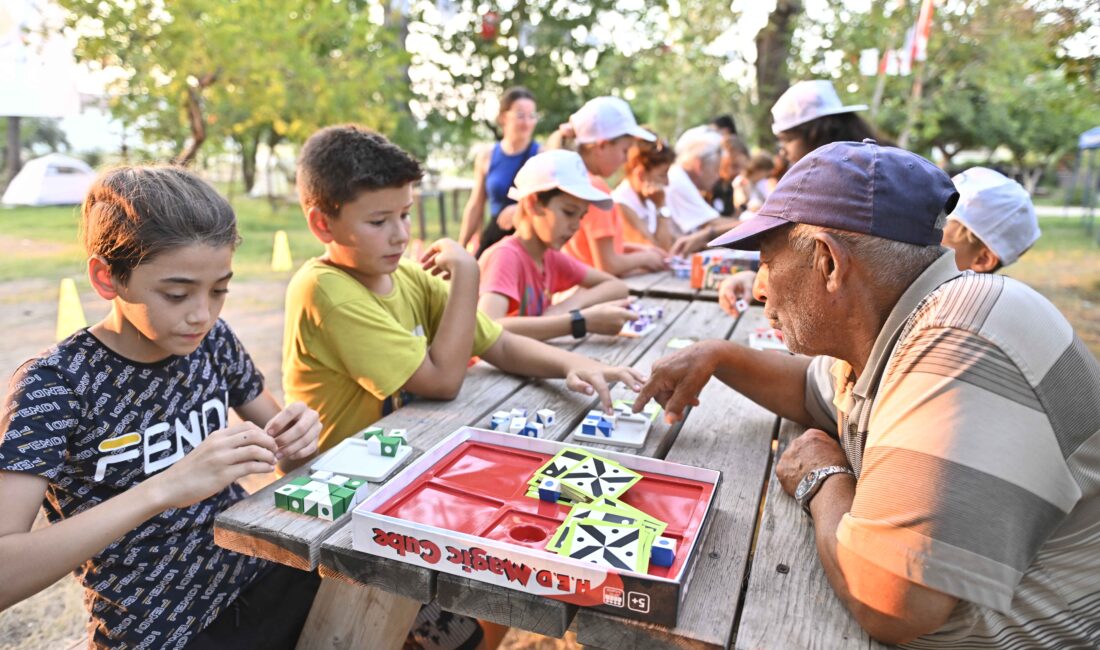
[284,487,314,514]
[359,426,385,440]
[305,491,337,520]
[378,435,403,458]
[275,474,360,519]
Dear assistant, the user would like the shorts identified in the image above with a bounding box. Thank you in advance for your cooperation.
[185,564,321,649]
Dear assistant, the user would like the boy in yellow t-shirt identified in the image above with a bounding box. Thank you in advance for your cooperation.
[284,125,645,454]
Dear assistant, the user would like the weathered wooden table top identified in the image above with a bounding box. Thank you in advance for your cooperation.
[214,294,887,649]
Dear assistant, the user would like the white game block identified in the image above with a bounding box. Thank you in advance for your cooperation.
[508,417,527,434]
[535,408,556,426]
[305,490,337,521]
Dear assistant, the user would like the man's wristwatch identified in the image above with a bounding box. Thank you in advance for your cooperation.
[569,309,587,339]
[794,465,856,516]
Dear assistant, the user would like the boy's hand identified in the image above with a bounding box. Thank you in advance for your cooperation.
[421,238,477,281]
[566,365,647,412]
[155,423,278,509]
[265,402,321,461]
[582,299,638,335]
[718,270,757,317]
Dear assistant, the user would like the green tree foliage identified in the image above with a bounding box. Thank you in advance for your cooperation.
[408,0,742,147]
[595,0,744,143]
[58,0,406,188]
[792,0,1099,184]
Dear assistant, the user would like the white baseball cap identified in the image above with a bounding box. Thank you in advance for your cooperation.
[771,80,868,135]
[949,167,1040,266]
[569,96,656,145]
[507,150,613,209]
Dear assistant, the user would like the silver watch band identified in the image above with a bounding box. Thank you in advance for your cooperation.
[797,465,855,516]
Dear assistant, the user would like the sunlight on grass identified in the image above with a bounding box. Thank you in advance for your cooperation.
[0,193,463,283]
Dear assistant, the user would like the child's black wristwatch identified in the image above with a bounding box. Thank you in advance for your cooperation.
[570,309,586,339]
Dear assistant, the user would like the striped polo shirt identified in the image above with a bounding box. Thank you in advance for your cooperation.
[804,251,1100,648]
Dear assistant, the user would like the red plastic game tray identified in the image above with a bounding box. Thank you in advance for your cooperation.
[351,428,721,627]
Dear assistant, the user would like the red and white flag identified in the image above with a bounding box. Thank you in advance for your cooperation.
[912,0,936,62]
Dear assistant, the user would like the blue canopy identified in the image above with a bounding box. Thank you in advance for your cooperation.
[1079,127,1100,150]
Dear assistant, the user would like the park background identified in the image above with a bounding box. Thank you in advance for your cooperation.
[1,0,1099,647]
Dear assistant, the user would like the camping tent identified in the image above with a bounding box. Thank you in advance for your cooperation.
[1,153,95,206]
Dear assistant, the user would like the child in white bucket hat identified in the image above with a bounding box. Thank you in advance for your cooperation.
[478,150,638,340]
[556,97,669,277]
[942,167,1040,272]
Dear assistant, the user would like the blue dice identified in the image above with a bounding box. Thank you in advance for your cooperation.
[538,478,561,503]
[651,536,677,567]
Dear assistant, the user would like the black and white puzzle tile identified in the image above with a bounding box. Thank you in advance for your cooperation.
[559,456,641,499]
[564,519,646,571]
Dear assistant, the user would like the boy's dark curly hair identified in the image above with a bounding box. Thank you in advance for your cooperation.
[297,125,424,218]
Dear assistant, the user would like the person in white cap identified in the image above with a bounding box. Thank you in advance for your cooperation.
[942,167,1041,272]
[716,79,877,315]
[771,79,876,165]
[558,97,669,277]
[478,150,637,340]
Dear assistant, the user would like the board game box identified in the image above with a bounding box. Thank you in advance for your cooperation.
[690,249,760,290]
[350,428,721,627]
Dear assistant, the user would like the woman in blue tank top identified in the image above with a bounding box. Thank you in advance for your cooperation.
[459,87,540,258]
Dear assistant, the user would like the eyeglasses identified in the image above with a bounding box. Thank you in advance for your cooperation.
[509,111,540,121]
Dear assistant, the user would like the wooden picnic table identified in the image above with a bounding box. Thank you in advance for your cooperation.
[214,287,887,649]
[622,270,720,302]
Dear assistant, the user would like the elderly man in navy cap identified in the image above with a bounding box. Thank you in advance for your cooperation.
[635,140,1100,647]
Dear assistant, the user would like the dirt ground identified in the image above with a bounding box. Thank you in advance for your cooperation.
[1,240,1098,648]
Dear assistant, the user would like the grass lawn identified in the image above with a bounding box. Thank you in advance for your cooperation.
[0,190,470,285]
[1003,218,1100,357]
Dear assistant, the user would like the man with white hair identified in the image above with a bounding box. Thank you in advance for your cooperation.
[665,126,741,255]
[635,139,1100,647]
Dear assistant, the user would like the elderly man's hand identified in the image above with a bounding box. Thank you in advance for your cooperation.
[775,429,851,497]
[632,340,723,423]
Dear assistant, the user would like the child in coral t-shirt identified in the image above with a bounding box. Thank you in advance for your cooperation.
[556,97,668,277]
[479,150,637,340]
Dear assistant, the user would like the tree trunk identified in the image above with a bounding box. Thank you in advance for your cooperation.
[238,128,262,194]
[936,144,957,168]
[1021,166,1044,195]
[264,129,285,211]
[5,116,22,185]
[753,0,803,148]
[173,70,220,167]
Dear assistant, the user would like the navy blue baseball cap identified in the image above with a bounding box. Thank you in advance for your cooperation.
[709,139,959,250]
